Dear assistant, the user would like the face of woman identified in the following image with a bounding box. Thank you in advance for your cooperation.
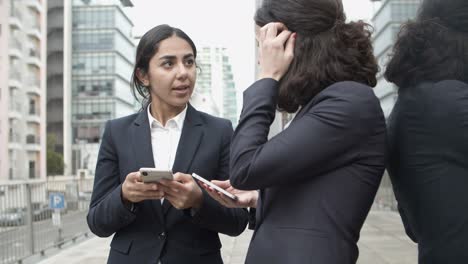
[139,35,196,112]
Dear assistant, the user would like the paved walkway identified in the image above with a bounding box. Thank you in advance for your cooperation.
[36,210,417,264]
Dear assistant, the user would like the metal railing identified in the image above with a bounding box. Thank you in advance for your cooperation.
[0,177,94,264]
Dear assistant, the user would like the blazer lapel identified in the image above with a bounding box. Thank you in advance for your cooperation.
[132,110,165,225]
[162,104,204,215]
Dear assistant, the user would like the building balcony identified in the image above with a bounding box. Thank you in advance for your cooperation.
[8,110,22,120]
[27,29,42,40]
[9,50,22,60]
[26,0,44,13]
[26,57,42,68]
[9,79,22,90]
[26,114,41,124]
[27,86,42,97]
[9,15,23,30]
[8,142,22,150]
[25,143,41,152]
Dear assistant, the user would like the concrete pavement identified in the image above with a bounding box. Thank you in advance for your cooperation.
[36,210,417,264]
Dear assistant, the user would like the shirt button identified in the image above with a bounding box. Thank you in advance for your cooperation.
[158,232,166,240]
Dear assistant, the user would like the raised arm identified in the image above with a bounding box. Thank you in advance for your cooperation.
[230,80,379,190]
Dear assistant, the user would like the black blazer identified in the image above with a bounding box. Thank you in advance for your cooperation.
[87,104,249,264]
[387,80,468,263]
[230,79,386,264]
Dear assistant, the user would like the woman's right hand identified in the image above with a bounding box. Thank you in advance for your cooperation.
[121,172,165,203]
[199,180,258,208]
[257,22,296,81]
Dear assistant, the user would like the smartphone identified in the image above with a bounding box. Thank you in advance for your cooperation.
[139,168,173,183]
[192,173,238,200]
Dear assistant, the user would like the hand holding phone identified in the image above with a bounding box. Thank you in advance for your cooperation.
[139,168,173,183]
[192,173,238,200]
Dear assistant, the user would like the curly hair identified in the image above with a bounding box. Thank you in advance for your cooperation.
[255,0,378,113]
[385,0,468,88]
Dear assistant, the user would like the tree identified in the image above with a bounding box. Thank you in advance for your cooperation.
[47,134,64,176]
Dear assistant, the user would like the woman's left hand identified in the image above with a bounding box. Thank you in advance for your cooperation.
[158,173,203,210]
[257,22,296,81]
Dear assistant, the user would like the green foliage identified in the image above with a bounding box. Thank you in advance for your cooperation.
[47,134,64,176]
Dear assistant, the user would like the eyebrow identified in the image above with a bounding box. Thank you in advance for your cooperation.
[158,54,194,60]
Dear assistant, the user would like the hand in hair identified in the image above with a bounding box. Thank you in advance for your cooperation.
[257,22,296,81]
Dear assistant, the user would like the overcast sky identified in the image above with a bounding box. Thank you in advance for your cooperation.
[128,0,379,108]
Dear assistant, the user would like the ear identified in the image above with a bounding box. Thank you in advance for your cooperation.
[136,68,149,87]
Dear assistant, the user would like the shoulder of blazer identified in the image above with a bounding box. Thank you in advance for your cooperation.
[190,104,232,130]
[317,81,376,102]
[107,112,140,131]
[298,81,380,118]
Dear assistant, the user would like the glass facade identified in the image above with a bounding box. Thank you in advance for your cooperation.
[72,5,135,143]
[194,47,238,126]
[71,1,135,174]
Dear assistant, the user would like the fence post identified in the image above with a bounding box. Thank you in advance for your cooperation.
[25,183,35,254]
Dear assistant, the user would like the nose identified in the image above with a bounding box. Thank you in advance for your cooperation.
[176,62,188,80]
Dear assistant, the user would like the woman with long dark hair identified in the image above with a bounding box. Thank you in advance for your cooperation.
[86,24,248,264]
[385,0,468,262]
[201,0,386,263]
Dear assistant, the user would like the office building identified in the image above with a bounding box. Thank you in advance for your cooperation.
[0,0,47,181]
[46,0,135,176]
[195,46,238,126]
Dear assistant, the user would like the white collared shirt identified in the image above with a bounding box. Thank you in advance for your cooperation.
[147,104,187,204]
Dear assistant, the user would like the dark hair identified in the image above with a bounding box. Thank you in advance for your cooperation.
[385,0,468,88]
[131,24,197,108]
[255,0,378,113]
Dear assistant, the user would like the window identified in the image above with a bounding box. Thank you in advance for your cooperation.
[29,99,36,115]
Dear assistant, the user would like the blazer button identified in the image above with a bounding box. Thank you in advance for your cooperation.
[158,232,166,240]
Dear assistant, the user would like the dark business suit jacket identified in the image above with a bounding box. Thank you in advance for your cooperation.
[230,79,386,264]
[387,80,468,264]
[87,104,249,264]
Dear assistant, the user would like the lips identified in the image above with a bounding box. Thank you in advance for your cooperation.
[173,85,189,91]
[172,85,191,96]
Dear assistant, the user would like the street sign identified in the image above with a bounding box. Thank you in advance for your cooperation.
[49,193,65,209]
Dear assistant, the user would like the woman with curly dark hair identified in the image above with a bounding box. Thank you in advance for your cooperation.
[385,0,468,263]
[198,0,386,263]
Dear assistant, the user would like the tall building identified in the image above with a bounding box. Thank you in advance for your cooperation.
[0,0,47,181]
[71,0,135,176]
[47,0,67,157]
[371,0,422,118]
[195,47,238,126]
[47,0,135,176]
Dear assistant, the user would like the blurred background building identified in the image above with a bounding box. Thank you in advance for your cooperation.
[194,46,238,126]
[46,0,136,177]
[0,0,47,181]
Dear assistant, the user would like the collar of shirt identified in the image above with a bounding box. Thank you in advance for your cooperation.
[147,103,187,131]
